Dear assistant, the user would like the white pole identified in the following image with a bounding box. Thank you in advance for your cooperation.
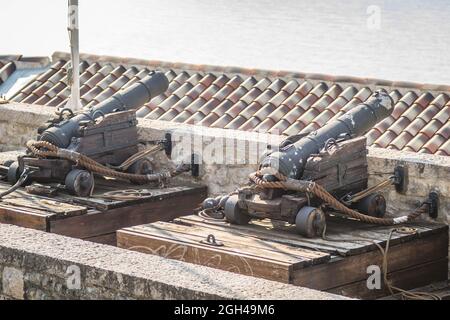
[67,0,81,112]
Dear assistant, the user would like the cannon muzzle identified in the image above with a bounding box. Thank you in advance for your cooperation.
[40,71,169,148]
[260,90,394,179]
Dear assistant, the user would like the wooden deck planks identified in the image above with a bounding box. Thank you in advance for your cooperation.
[382,280,450,300]
[0,205,50,231]
[0,181,207,243]
[118,226,310,283]
[117,214,449,299]
[328,258,449,299]
[292,231,448,291]
[50,187,206,239]
[128,222,330,265]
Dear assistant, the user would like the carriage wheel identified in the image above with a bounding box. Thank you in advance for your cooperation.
[295,206,326,238]
[65,169,94,197]
[224,195,251,225]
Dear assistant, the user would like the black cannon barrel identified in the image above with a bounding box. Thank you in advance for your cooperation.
[40,71,169,148]
[260,90,394,180]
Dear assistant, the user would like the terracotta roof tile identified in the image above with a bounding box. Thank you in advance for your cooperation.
[0,56,47,88]
[162,74,217,121]
[0,62,16,84]
[273,87,325,134]
[199,100,234,126]
[373,130,398,148]
[389,90,403,105]
[391,92,418,118]
[403,133,429,152]
[403,118,428,137]
[82,64,113,90]
[10,52,450,156]
[227,83,252,104]
[436,139,450,156]
[433,105,450,124]
[254,102,278,122]
[211,113,234,129]
[420,133,447,154]
[328,87,372,122]
[47,95,65,107]
[388,131,414,150]
[366,128,383,146]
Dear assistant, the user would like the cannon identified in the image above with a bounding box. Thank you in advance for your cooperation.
[260,91,394,180]
[202,90,397,238]
[6,71,171,197]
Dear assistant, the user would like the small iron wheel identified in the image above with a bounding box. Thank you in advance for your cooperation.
[7,162,21,184]
[355,193,386,218]
[295,206,326,238]
[65,169,94,197]
[127,159,153,175]
[224,195,251,225]
[127,159,153,185]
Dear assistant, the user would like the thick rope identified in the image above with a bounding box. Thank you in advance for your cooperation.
[322,226,441,300]
[376,229,441,300]
[249,171,427,226]
[27,140,174,184]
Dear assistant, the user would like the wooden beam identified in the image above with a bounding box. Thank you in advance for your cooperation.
[85,233,117,246]
[328,258,449,299]
[292,231,449,290]
[50,187,207,238]
[0,206,49,231]
[117,227,294,283]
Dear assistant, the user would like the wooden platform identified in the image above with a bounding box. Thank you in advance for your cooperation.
[117,215,448,299]
[383,280,450,300]
[0,181,206,245]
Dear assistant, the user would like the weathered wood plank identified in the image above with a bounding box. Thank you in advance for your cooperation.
[180,215,447,257]
[1,181,207,241]
[303,136,369,194]
[178,215,358,255]
[292,231,449,290]
[128,221,330,266]
[54,184,204,211]
[117,214,448,298]
[85,233,117,246]
[304,137,367,172]
[50,187,207,238]
[1,197,87,217]
[117,228,293,283]
[327,258,449,299]
[381,280,450,300]
[0,206,49,231]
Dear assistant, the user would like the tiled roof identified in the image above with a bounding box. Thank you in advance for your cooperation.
[0,56,21,87]
[7,52,450,157]
[0,55,51,97]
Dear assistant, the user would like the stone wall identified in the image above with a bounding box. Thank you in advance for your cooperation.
[0,224,345,300]
[368,148,450,224]
[0,103,53,152]
[137,118,283,195]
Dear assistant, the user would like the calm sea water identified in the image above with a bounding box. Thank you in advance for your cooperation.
[1,0,450,84]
